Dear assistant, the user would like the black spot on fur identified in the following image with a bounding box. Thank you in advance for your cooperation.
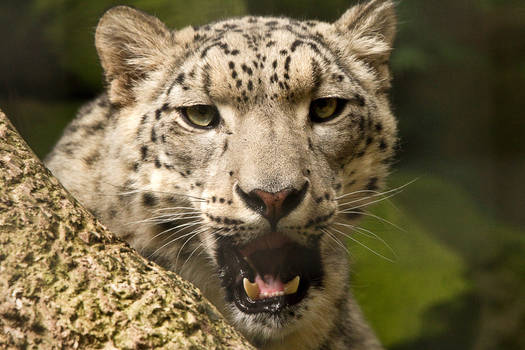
[367,177,378,191]
[284,56,291,71]
[155,109,162,120]
[151,128,157,143]
[175,73,185,85]
[290,40,303,52]
[142,193,157,207]
[241,64,253,75]
[141,146,148,160]
[379,139,388,151]
[154,158,161,168]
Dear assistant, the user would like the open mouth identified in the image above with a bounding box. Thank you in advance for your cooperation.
[216,233,323,314]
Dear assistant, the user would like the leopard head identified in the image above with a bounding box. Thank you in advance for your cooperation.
[95,0,396,345]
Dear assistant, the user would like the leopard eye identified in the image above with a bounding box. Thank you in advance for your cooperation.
[182,105,220,128]
[309,98,346,123]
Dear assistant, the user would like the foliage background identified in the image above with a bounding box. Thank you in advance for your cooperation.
[1,0,523,348]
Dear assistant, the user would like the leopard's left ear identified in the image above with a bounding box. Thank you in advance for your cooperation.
[335,0,396,87]
[95,6,178,106]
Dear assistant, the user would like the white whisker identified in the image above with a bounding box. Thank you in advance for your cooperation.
[321,228,350,255]
[333,222,397,260]
[338,210,406,233]
[330,226,394,262]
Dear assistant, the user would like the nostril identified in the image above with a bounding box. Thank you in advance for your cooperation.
[235,185,267,216]
[281,182,309,218]
[235,182,309,228]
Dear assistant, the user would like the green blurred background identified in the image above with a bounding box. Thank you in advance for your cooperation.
[1,0,524,348]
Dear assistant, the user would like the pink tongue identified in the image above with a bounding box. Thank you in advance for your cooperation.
[255,274,284,295]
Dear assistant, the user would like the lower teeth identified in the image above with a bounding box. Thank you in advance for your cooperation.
[242,276,301,300]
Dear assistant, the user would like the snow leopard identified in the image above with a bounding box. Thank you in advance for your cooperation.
[45,0,397,349]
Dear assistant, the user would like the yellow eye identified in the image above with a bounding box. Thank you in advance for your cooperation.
[183,105,219,128]
[310,98,344,123]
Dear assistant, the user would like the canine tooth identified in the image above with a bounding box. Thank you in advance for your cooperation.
[243,278,259,300]
[284,276,300,295]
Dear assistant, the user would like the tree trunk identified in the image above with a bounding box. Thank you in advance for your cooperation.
[0,109,254,349]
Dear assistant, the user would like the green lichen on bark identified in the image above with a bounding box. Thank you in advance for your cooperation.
[0,109,254,349]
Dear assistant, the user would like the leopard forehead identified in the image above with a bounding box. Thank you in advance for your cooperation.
[166,16,372,110]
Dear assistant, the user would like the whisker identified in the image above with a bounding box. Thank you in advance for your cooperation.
[320,228,350,255]
[153,207,200,213]
[118,188,206,202]
[333,222,397,260]
[335,189,382,200]
[180,228,224,273]
[336,178,418,205]
[338,210,406,233]
[99,181,207,202]
[146,221,204,258]
[130,214,202,225]
[330,226,394,262]
[339,188,405,212]
[175,226,210,273]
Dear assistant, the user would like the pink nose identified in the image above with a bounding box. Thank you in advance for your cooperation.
[252,189,292,225]
[235,182,309,230]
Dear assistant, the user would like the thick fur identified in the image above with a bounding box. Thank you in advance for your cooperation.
[46,1,397,349]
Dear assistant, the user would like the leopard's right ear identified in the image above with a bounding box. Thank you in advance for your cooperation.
[95,6,178,106]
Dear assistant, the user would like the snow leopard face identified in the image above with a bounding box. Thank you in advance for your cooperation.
[47,1,396,347]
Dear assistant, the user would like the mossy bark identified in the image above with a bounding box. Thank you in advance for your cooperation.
[0,109,254,349]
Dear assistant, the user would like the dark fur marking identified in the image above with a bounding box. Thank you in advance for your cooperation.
[308,137,314,151]
[203,67,212,96]
[367,177,378,191]
[154,157,161,168]
[141,145,148,160]
[379,139,388,151]
[142,193,158,207]
[151,128,157,143]
[221,140,229,156]
[84,151,100,166]
[175,73,185,85]
[284,56,291,71]
[241,64,253,75]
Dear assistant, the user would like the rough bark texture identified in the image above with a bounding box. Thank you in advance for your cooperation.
[0,109,254,349]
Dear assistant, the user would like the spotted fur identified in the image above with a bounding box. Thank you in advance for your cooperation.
[46,1,397,349]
